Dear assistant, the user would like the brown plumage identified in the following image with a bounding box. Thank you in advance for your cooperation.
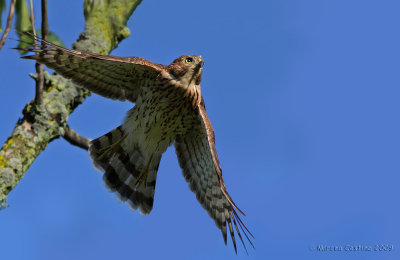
[19,32,254,253]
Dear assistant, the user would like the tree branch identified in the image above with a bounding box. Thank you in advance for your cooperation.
[0,0,143,209]
[0,0,17,52]
[41,0,48,41]
[63,126,91,151]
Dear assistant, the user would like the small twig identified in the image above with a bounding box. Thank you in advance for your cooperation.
[0,0,17,52]
[29,0,36,36]
[29,0,45,104]
[34,64,44,104]
[64,125,91,151]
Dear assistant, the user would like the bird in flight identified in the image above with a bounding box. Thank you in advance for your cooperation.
[19,33,254,253]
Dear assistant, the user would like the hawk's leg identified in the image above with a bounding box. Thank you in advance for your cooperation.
[97,135,127,161]
[135,154,154,189]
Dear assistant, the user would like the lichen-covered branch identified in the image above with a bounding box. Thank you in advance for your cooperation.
[0,0,143,209]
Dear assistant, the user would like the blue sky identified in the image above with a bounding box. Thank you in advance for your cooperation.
[1,0,400,259]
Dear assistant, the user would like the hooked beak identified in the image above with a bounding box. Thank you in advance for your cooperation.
[196,57,204,68]
[189,57,204,85]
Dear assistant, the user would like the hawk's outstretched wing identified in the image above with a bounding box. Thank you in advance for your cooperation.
[174,99,254,253]
[19,33,166,102]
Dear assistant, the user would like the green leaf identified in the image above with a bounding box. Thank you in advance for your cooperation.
[15,0,32,32]
[15,0,33,53]
[16,31,34,54]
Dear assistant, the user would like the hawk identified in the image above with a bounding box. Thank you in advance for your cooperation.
[20,33,254,253]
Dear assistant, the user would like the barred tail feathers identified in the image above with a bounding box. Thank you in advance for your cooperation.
[89,126,161,215]
[89,126,125,172]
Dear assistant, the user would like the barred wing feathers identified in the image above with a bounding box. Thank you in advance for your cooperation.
[19,33,166,102]
[174,100,254,253]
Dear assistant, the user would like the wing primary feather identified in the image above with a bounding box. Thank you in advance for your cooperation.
[232,210,255,249]
[12,35,41,48]
[226,217,237,254]
[20,31,61,50]
[221,221,228,245]
[232,213,249,255]
[12,47,32,53]
[219,187,246,216]
[233,210,255,240]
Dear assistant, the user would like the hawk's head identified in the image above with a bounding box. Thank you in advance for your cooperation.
[168,55,204,87]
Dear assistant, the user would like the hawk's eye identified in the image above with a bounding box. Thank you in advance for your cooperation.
[185,57,193,64]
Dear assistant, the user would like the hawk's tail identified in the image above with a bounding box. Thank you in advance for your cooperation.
[89,126,161,215]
